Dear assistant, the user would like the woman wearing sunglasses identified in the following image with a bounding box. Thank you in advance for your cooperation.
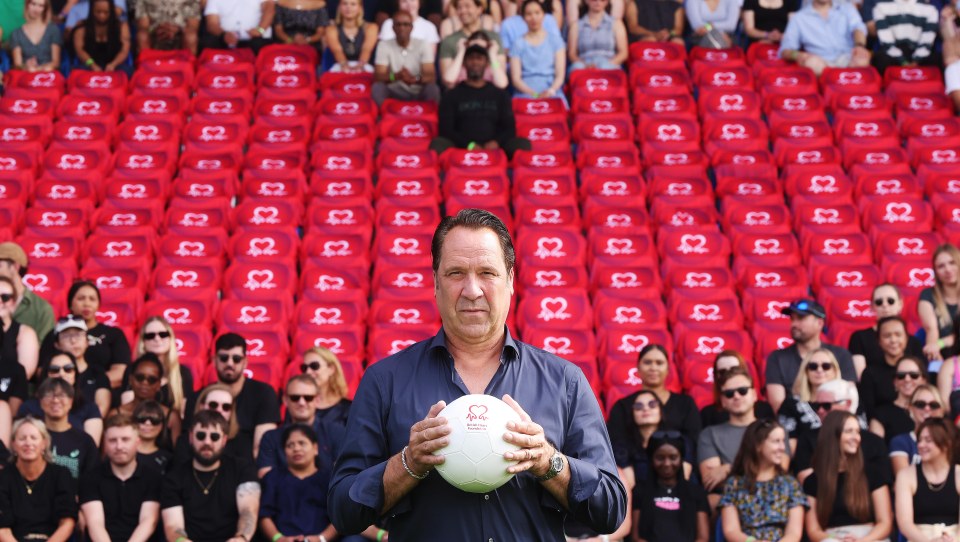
[109,354,182,445]
[861,316,925,418]
[18,351,103,444]
[890,384,945,474]
[174,383,246,462]
[0,275,39,381]
[849,284,923,374]
[869,356,928,442]
[134,400,173,474]
[700,350,775,429]
[300,347,351,427]
[895,417,960,542]
[804,410,893,542]
[125,316,192,417]
[779,348,842,454]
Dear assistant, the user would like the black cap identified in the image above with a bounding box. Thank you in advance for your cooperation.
[464,44,489,59]
[781,298,826,319]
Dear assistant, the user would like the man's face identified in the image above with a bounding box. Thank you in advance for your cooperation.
[464,52,488,81]
[0,260,17,281]
[456,0,481,26]
[393,13,413,42]
[789,313,822,343]
[190,423,226,466]
[215,346,247,384]
[103,426,139,467]
[719,375,755,416]
[813,390,851,422]
[434,227,514,347]
[285,381,317,422]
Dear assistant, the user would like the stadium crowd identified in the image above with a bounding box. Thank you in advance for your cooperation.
[2,0,960,538]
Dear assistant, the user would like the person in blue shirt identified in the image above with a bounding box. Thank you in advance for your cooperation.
[779,0,871,74]
[328,208,627,540]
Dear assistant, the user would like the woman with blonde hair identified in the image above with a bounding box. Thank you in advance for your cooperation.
[300,346,352,426]
[128,316,192,416]
[890,384,945,474]
[173,383,247,461]
[919,243,960,361]
[324,0,379,72]
[779,348,842,453]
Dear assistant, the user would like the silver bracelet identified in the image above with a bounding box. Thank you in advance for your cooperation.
[401,445,429,480]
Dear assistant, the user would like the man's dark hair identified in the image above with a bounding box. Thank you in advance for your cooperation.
[464,44,489,59]
[192,409,228,433]
[431,209,516,273]
[215,333,246,355]
[36,377,75,400]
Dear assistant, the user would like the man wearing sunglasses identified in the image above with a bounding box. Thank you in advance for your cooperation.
[330,209,626,540]
[256,375,344,478]
[0,241,55,341]
[765,298,858,413]
[161,410,260,542]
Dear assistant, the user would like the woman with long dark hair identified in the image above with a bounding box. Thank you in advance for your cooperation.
[868,356,928,442]
[804,411,893,541]
[109,354,182,445]
[72,0,129,71]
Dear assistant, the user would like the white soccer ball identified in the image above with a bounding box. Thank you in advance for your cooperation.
[433,394,522,493]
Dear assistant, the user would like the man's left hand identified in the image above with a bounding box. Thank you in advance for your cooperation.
[248,27,263,38]
[501,394,553,476]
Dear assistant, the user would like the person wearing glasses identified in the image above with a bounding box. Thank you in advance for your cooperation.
[765,298,858,413]
[618,390,695,485]
[803,410,893,542]
[779,348,843,455]
[894,417,960,542]
[110,353,182,446]
[890,384,945,474]
[19,351,103,443]
[868,356,929,442]
[36,377,100,479]
[130,316,192,418]
[372,10,441,105]
[257,375,345,478]
[0,275,39,384]
[176,383,246,461]
[161,410,260,542]
[300,347,352,427]
[919,244,960,363]
[79,414,162,542]
[849,284,924,374]
[860,316,922,418]
[700,350,775,429]
[52,314,111,417]
[135,400,174,474]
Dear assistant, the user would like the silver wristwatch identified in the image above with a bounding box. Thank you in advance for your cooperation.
[536,452,565,482]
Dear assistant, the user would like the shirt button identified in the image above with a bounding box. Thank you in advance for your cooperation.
[484,494,490,500]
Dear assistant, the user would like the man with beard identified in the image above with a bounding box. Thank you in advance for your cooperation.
[161,410,260,542]
[429,44,531,159]
[765,299,857,412]
[80,414,161,542]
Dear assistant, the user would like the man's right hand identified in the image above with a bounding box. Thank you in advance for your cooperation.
[223,31,239,46]
[405,401,451,475]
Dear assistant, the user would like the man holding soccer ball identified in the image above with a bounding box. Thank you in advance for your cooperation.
[329,209,627,540]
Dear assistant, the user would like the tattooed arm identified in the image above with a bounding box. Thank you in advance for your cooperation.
[229,481,261,542]
[161,507,192,542]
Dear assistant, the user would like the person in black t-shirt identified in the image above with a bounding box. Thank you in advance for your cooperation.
[80,414,161,542]
[134,400,174,475]
[110,353,182,445]
[634,432,710,542]
[52,314,111,416]
[429,43,532,159]
[37,377,100,478]
[849,284,924,375]
[20,351,103,444]
[0,275,38,409]
[161,410,260,542]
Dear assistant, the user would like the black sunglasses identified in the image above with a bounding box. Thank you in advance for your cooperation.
[0,293,14,303]
[806,362,833,372]
[651,430,683,439]
[133,374,160,385]
[135,415,162,425]
[913,400,942,410]
[143,331,170,340]
[874,297,896,307]
[632,399,659,411]
[896,371,922,380]
[809,399,845,412]
[288,394,316,403]
[218,353,244,364]
[206,401,233,412]
[301,361,321,372]
[721,387,750,399]
[195,431,222,442]
[47,364,76,375]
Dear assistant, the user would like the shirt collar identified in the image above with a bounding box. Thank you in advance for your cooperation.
[427,327,521,364]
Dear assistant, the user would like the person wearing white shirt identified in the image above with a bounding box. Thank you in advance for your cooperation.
[203,0,275,52]
[379,0,440,46]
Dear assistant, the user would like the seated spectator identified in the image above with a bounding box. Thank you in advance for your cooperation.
[372,10,441,104]
[944,5,960,112]
[568,0,628,71]
[894,418,960,541]
[766,298,858,413]
[499,0,561,52]
[615,390,695,487]
[565,0,623,28]
[851,284,924,376]
[779,348,843,452]
[257,375,344,477]
[0,416,77,542]
[0,277,38,403]
[609,345,702,460]
[869,356,928,442]
[274,0,328,53]
[625,0,684,43]
[633,431,710,542]
[41,280,129,390]
[134,400,174,474]
[867,0,938,73]
[80,414,162,542]
[379,0,440,44]
[860,316,920,417]
[779,0,870,74]
[161,410,260,542]
[177,383,248,461]
[919,244,960,362]
[326,0,378,72]
[53,314,111,416]
[110,353,182,445]
[36,377,100,479]
[19,352,103,443]
[720,419,807,542]
[741,0,796,44]
[133,0,200,54]
[125,317,192,418]
[440,0,497,38]
[509,0,566,100]
[700,350,775,428]
[685,0,739,47]
[299,347,352,426]
[439,0,507,88]
[804,411,893,541]
[202,0,274,52]
[890,384,945,474]
[10,0,62,73]
[430,44,532,158]
[259,425,344,542]
[63,0,126,35]
[0,243,54,344]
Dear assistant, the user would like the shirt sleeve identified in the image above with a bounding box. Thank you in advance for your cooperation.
[802,472,816,495]
[77,470,100,505]
[255,430,282,471]
[696,428,718,464]
[239,458,258,484]
[889,434,911,457]
[437,90,468,147]
[784,476,809,509]
[859,369,877,417]
[204,0,222,16]
[255,385,281,426]
[258,471,280,520]
[844,3,867,35]
[111,327,132,366]
[765,351,785,386]
[717,476,738,508]
[685,0,705,31]
[375,43,389,66]
[419,41,433,64]
[718,0,741,34]
[160,470,184,510]
[778,15,801,54]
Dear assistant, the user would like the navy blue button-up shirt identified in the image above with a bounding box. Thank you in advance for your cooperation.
[328,328,627,541]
